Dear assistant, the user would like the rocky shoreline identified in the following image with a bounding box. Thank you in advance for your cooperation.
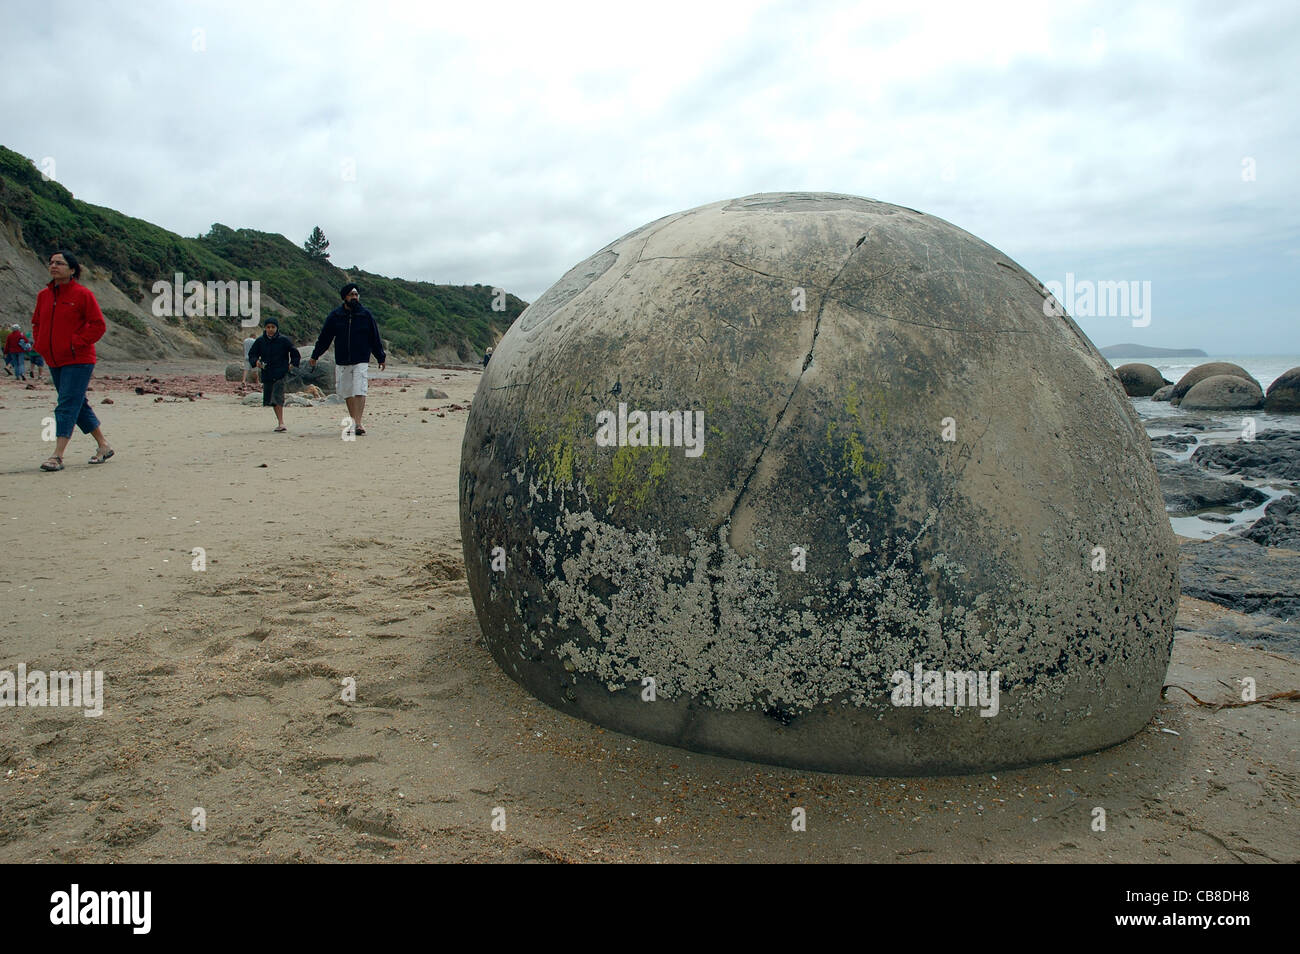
[1136,364,1300,659]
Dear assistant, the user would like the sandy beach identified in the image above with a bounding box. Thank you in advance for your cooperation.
[0,362,1295,863]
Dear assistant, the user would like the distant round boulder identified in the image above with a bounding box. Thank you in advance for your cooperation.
[460,192,1178,776]
[1264,366,1300,412]
[1170,362,1259,404]
[226,362,258,383]
[1152,384,1175,402]
[1116,363,1166,397]
[286,356,335,394]
[1179,374,1264,410]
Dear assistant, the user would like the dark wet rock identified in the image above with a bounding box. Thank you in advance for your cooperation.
[1170,362,1260,404]
[1151,384,1175,402]
[1179,537,1300,618]
[1239,493,1300,547]
[1116,363,1167,397]
[1264,366,1300,412]
[1178,613,1300,659]
[1179,374,1263,410]
[1148,433,1192,452]
[461,191,1178,777]
[1191,431,1300,481]
[1154,456,1265,514]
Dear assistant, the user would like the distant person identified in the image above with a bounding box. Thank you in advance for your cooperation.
[30,250,114,471]
[247,317,300,432]
[26,343,45,381]
[482,347,493,367]
[4,324,26,380]
[309,282,385,436]
[242,334,258,384]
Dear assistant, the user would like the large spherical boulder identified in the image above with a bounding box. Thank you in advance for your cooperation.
[225,362,257,383]
[1152,384,1175,402]
[1115,363,1167,397]
[459,193,1178,776]
[1180,374,1264,410]
[1264,366,1300,412]
[1170,362,1259,404]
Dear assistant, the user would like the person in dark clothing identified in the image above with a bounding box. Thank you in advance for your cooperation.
[248,317,300,432]
[309,282,386,436]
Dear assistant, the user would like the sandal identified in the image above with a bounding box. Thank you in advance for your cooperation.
[274,426,287,432]
[354,425,366,436]
[88,448,115,464]
[40,455,63,471]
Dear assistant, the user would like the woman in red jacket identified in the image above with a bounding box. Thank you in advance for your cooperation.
[30,250,114,471]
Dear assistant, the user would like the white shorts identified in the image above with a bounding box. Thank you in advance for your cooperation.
[336,362,369,398]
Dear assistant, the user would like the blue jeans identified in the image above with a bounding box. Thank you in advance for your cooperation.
[50,363,101,439]
[8,353,25,377]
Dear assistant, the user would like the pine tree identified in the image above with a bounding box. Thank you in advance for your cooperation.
[303,226,330,260]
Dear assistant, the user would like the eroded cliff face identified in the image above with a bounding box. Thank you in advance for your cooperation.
[0,218,289,363]
[460,193,1178,776]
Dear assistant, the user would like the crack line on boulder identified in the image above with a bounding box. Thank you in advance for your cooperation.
[824,295,1031,334]
[637,254,812,289]
[723,235,870,537]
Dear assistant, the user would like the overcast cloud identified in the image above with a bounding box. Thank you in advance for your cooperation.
[3,0,1296,352]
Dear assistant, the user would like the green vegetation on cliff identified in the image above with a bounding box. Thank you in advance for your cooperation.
[0,145,525,358]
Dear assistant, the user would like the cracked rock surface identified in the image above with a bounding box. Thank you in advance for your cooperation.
[459,192,1178,775]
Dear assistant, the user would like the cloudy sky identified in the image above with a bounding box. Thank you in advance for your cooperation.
[4,0,1296,353]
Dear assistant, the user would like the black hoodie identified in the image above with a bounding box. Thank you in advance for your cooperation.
[248,332,300,382]
[311,303,386,366]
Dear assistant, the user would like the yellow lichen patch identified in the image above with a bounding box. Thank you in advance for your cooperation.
[605,445,671,508]
[823,383,890,483]
[844,381,889,432]
[548,433,576,484]
[528,406,587,485]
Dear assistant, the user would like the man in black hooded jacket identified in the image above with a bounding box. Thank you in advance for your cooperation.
[310,282,386,436]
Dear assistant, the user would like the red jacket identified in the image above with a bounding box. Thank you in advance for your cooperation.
[3,330,24,355]
[31,279,106,367]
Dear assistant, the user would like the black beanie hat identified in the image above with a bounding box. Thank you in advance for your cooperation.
[263,317,278,328]
[340,282,359,300]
